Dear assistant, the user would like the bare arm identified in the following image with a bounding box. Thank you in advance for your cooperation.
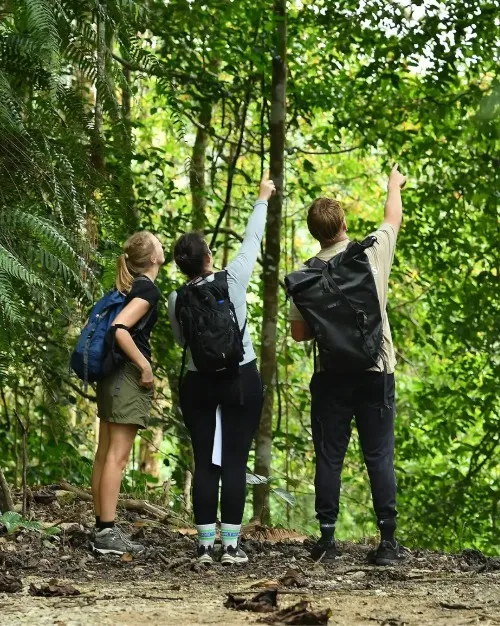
[291,319,314,342]
[384,164,407,234]
[112,298,154,388]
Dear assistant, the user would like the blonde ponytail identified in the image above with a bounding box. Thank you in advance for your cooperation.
[116,254,134,293]
[115,231,158,293]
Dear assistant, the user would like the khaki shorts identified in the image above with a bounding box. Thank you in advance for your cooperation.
[96,362,153,429]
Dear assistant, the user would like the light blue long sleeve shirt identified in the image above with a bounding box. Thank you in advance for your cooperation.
[167,199,268,371]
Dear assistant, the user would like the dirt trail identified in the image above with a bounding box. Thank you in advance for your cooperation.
[1,500,499,625]
[2,563,500,626]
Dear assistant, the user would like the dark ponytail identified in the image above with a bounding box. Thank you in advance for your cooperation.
[173,232,210,279]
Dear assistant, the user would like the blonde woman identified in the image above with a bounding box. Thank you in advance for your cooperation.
[91,232,164,555]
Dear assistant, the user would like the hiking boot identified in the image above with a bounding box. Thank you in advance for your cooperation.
[221,544,248,565]
[92,526,145,555]
[310,538,337,563]
[373,540,405,565]
[197,545,215,564]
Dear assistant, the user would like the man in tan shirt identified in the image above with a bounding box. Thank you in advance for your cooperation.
[289,165,406,565]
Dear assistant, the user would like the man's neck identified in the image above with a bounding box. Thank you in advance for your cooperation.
[320,234,349,249]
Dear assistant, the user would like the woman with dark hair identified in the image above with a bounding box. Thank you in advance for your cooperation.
[167,174,275,564]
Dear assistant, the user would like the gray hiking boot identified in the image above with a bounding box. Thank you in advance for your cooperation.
[92,526,145,555]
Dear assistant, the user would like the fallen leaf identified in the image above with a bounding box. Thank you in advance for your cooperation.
[121,552,133,562]
[440,602,476,610]
[177,528,197,536]
[279,568,307,588]
[0,572,22,593]
[225,589,278,613]
[259,600,331,625]
[250,579,279,589]
[29,580,80,597]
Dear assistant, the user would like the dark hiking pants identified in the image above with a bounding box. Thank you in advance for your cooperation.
[180,360,263,526]
[310,370,397,526]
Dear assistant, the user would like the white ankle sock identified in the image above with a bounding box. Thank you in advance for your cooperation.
[221,523,241,549]
[196,523,216,549]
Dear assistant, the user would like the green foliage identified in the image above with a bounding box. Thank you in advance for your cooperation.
[0,511,41,534]
[0,511,60,536]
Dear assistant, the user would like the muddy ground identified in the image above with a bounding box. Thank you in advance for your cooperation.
[1,494,499,626]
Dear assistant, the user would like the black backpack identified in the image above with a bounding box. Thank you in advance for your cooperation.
[175,271,246,374]
[285,236,383,373]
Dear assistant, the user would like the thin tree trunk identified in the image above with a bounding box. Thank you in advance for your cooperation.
[222,143,236,267]
[20,419,27,517]
[121,62,140,229]
[183,469,193,515]
[0,469,14,512]
[253,0,287,524]
[190,100,212,231]
[91,0,106,176]
[139,429,163,479]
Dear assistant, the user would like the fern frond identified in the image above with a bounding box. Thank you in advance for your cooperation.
[0,244,45,290]
[23,0,61,61]
[0,271,22,327]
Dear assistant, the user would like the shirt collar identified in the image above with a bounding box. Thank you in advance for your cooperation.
[316,238,350,261]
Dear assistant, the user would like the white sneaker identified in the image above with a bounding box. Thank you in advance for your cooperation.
[221,544,248,565]
[197,545,215,564]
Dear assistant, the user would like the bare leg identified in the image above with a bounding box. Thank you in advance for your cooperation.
[99,423,138,522]
[91,421,110,517]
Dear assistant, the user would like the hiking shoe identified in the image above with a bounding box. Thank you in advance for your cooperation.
[197,545,215,564]
[373,540,405,565]
[92,526,145,555]
[310,538,337,563]
[221,544,248,565]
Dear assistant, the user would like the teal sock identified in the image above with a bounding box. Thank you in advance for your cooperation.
[196,523,216,549]
[221,522,241,549]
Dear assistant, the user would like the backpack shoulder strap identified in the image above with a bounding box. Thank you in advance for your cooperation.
[213,271,230,296]
[215,270,246,337]
[305,257,327,269]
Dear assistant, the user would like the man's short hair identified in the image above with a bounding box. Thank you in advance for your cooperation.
[307,198,345,244]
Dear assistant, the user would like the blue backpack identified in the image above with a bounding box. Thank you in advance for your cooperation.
[71,289,127,383]
[70,277,152,383]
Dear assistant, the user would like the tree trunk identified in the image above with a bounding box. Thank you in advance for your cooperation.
[91,0,106,176]
[120,62,140,230]
[190,100,212,231]
[0,469,14,512]
[253,0,287,524]
[139,429,163,479]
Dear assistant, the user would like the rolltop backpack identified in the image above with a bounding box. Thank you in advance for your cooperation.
[285,236,383,373]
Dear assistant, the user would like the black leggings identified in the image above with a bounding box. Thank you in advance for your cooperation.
[180,360,263,525]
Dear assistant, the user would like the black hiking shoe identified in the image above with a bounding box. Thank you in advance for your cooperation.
[372,540,405,565]
[310,538,337,563]
[197,545,215,564]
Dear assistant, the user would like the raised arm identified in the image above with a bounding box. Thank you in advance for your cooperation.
[384,163,407,234]
[226,174,276,289]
